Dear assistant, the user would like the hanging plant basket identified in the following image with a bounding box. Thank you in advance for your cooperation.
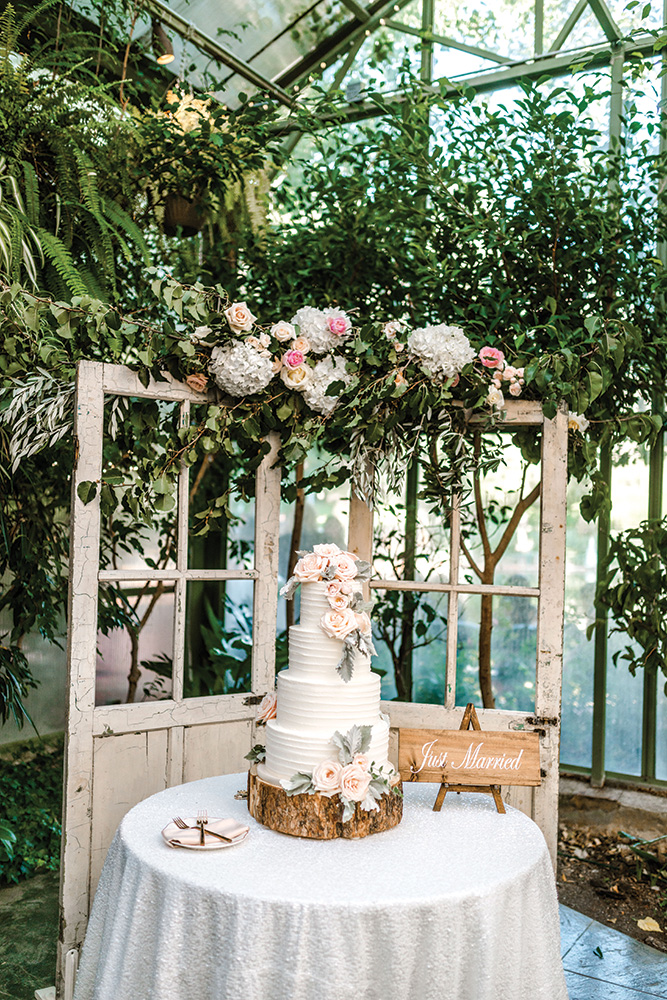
[163,194,204,237]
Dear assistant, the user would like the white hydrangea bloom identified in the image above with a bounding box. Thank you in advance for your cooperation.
[407,323,476,379]
[209,339,275,397]
[291,306,353,354]
[301,355,352,416]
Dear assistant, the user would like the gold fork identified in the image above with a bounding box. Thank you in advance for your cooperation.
[172,813,233,844]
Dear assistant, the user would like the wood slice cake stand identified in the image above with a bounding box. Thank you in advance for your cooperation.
[247,766,403,839]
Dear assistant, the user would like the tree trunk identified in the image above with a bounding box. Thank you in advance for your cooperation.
[126,627,140,704]
[286,462,305,631]
[478,591,495,709]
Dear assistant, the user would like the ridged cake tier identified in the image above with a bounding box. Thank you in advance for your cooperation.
[258,579,390,785]
[258,717,390,784]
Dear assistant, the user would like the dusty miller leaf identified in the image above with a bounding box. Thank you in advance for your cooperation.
[280,772,315,795]
[341,797,356,822]
[335,642,355,683]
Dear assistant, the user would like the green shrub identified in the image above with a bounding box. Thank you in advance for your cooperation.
[0,734,62,884]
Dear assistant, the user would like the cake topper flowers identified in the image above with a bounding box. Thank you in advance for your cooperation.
[280,543,375,682]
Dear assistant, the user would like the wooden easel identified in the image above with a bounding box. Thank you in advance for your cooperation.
[432,703,506,814]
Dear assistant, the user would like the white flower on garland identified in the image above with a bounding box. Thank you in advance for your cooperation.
[290,306,353,355]
[301,355,352,416]
[209,339,275,397]
[568,411,589,434]
[407,323,476,380]
[487,384,505,411]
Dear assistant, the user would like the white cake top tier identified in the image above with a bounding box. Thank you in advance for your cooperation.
[299,580,355,629]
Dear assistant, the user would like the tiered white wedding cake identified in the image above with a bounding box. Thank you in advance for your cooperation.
[251,543,399,827]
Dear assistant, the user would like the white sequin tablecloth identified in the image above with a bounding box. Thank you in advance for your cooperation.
[73,773,568,1000]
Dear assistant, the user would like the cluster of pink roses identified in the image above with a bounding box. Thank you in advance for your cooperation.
[292,543,373,640]
[311,755,372,802]
[478,347,525,410]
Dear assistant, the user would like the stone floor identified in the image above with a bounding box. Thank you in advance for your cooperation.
[561,904,667,999]
[0,874,665,999]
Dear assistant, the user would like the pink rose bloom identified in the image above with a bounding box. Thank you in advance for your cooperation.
[479,346,505,369]
[283,349,305,369]
[509,382,522,397]
[314,543,342,558]
[326,580,344,598]
[502,365,518,382]
[294,552,328,581]
[320,608,358,640]
[515,367,525,378]
[352,753,370,770]
[327,315,351,335]
[340,582,353,595]
[185,373,208,393]
[332,551,359,581]
[354,611,372,636]
[225,301,256,333]
[312,759,343,797]
[340,763,372,802]
[395,342,405,352]
[329,593,350,611]
[256,690,277,724]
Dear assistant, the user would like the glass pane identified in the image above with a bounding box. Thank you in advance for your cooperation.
[185,579,253,697]
[435,0,536,62]
[457,592,537,712]
[373,472,450,585]
[605,0,663,32]
[560,478,597,768]
[604,646,643,776]
[656,680,667,781]
[101,397,179,572]
[459,432,541,589]
[372,588,449,703]
[96,579,175,706]
[611,439,649,531]
[544,0,606,49]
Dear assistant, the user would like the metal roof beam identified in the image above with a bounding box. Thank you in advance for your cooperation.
[140,0,295,107]
[386,20,513,64]
[549,0,589,53]
[275,0,415,88]
[587,0,623,42]
[299,34,656,128]
[339,0,371,22]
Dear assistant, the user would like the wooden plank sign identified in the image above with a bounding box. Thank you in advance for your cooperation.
[398,704,541,813]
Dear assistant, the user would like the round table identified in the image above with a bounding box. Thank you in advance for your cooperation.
[73,773,567,1000]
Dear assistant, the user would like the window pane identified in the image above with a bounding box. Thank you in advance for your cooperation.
[372,588,448,703]
[96,579,175,706]
[560,479,596,768]
[185,580,254,697]
[460,432,541,589]
[457,593,537,712]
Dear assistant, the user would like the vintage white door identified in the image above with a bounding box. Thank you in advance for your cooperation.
[57,360,280,997]
[348,401,568,866]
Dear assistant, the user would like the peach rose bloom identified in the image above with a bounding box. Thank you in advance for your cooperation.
[354,611,372,636]
[271,357,283,374]
[256,690,277,723]
[352,753,370,771]
[271,320,295,342]
[315,543,342,558]
[340,762,372,802]
[185,373,208,393]
[225,301,256,333]
[326,580,344,598]
[294,552,328,581]
[292,336,310,354]
[281,364,312,390]
[312,759,343,797]
[320,607,358,640]
[329,593,350,611]
[509,382,522,397]
[332,551,359,581]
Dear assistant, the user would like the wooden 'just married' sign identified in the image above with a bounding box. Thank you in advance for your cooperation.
[398,704,541,814]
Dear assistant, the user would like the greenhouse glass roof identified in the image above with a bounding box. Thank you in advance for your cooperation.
[131,0,663,111]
